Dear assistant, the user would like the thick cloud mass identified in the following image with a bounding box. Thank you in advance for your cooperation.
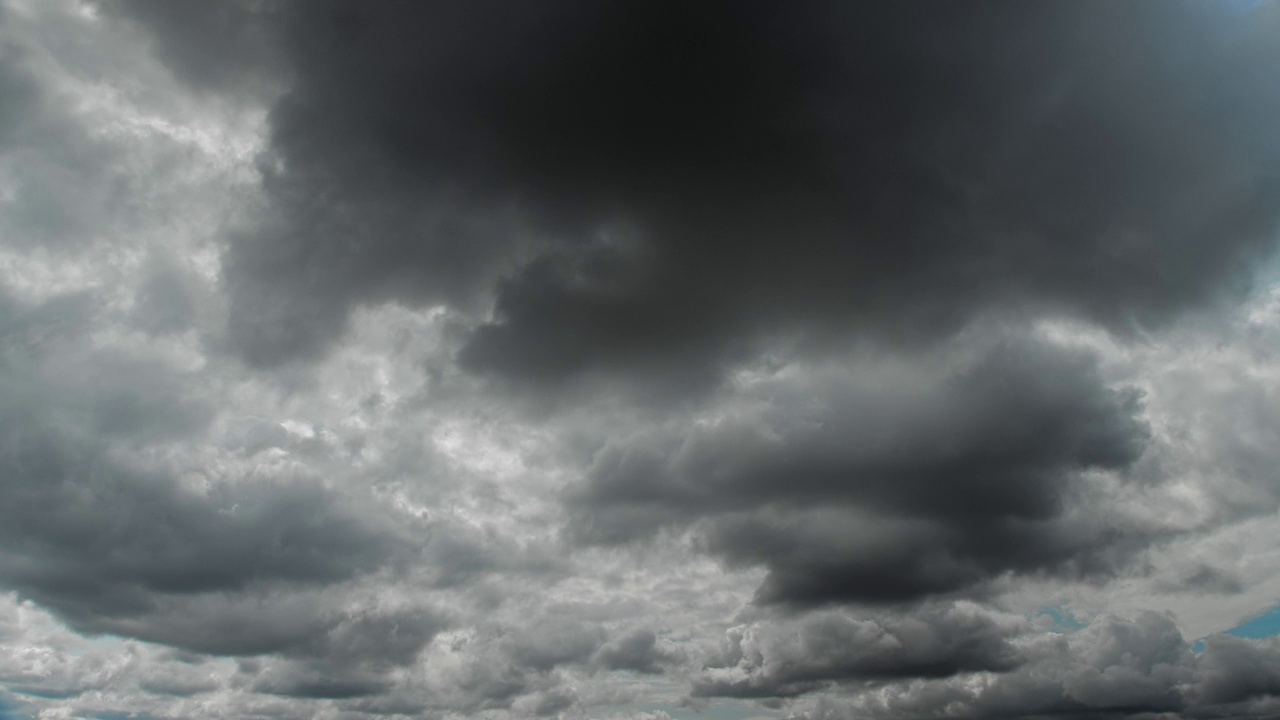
[117,0,1280,386]
[693,604,1024,698]
[5,1,1280,719]
[571,338,1150,603]
[783,612,1280,720]
[0,290,411,655]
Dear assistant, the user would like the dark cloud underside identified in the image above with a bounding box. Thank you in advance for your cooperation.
[782,614,1280,719]
[112,0,1280,388]
[693,605,1023,699]
[0,290,410,658]
[570,338,1149,604]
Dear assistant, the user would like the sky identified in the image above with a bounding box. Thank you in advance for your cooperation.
[2,1,1280,718]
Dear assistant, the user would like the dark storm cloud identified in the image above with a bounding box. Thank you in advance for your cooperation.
[220,605,446,699]
[1192,635,1280,708]
[41,3,1280,718]
[591,628,684,675]
[1,469,391,619]
[784,613,1280,720]
[330,617,672,715]
[0,290,415,658]
[570,337,1149,603]
[417,517,568,590]
[692,604,1022,699]
[113,0,1280,387]
[0,424,397,637]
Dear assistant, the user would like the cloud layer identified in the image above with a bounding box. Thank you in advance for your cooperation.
[1,1,1279,718]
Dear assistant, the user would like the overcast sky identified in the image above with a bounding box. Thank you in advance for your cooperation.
[2,1,1280,719]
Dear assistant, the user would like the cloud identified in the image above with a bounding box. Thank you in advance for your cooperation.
[100,0,282,96]
[1193,634,1280,707]
[136,667,221,698]
[592,628,684,675]
[4,1,1280,719]
[782,612,1280,719]
[110,1,1280,395]
[366,617,602,716]
[0,290,430,661]
[569,335,1151,604]
[692,603,1024,699]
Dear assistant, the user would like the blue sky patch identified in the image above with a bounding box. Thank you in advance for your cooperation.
[1194,603,1280,653]
[1222,603,1280,640]
[1035,607,1088,632]
[0,697,25,720]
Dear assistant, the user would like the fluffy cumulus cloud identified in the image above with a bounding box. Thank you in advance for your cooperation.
[1,0,1280,718]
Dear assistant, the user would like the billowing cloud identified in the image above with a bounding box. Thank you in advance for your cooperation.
[570,335,1151,604]
[592,628,684,675]
[112,1,1280,392]
[692,603,1024,699]
[783,612,1280,720]
[2,1,1280,719]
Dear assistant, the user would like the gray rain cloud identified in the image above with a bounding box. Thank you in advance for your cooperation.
[3,1,1280,719]
[116,0,1280,388]
[571,336,1150,604]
